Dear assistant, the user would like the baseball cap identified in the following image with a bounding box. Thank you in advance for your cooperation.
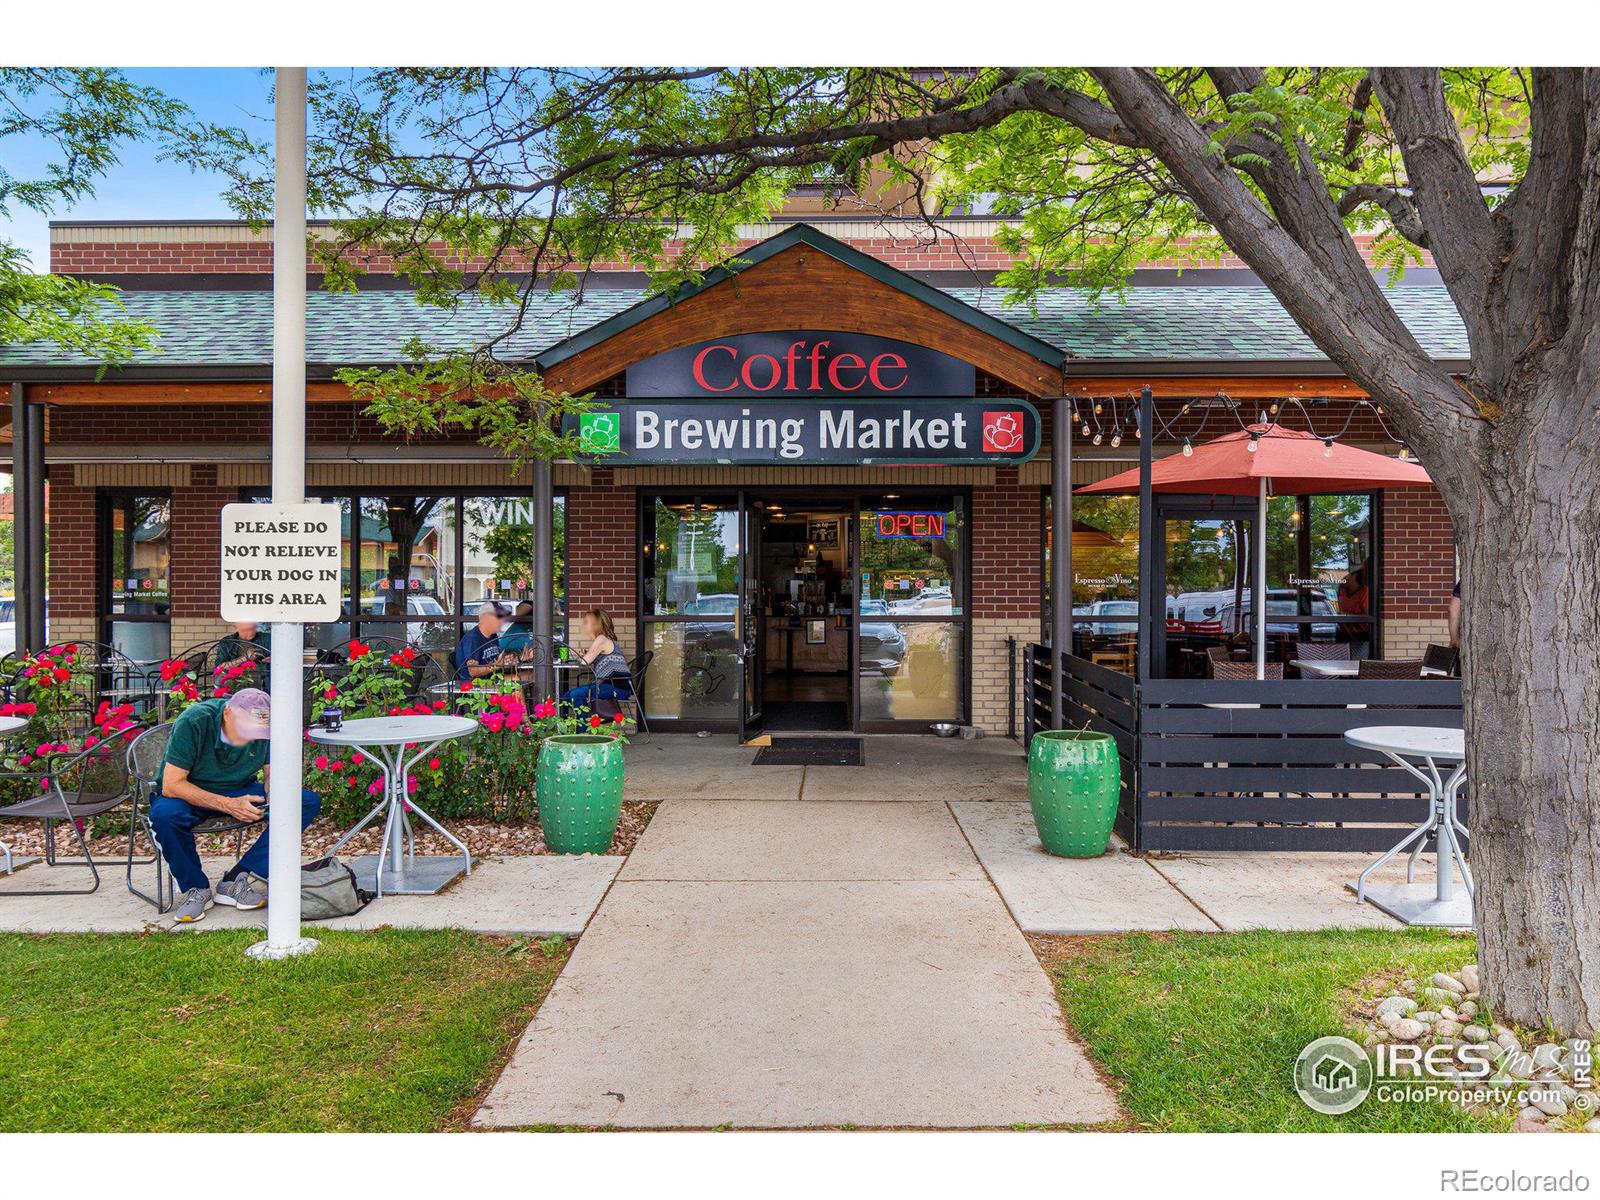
[480,601,512,619]
[225,687,273,740]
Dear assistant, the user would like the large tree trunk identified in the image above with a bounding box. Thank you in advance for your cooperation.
[1449,385,1600,1037]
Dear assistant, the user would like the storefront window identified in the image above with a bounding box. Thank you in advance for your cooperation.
[101,492,171,661]
[1042,491,1140,652]
[856,499,966,724]
[642,499,740,617]
[856,503,962,614]
[241,489,563,658]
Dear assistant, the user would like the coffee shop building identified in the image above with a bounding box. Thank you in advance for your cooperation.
[1,219,1468,742]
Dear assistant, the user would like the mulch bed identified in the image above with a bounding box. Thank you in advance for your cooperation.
[2,802,657,863]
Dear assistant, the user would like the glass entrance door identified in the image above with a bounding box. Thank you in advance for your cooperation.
[639,495,742,726]
[737,493,764,739]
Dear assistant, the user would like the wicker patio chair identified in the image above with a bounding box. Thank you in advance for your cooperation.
[1357,658,1426,680]
[1209,657,1284,680]
[0,739,136,896]
[1422,643,1461,677]
[1291,641,1352,661]
[123,723,262,913]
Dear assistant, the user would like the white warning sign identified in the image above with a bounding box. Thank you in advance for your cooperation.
[219,502,342,623]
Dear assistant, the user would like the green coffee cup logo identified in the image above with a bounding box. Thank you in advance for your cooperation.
[580,411,621,453]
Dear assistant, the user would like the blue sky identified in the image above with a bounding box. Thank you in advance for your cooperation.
[2,68,276,268]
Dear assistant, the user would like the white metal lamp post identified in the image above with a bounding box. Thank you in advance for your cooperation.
[247,66,317,960]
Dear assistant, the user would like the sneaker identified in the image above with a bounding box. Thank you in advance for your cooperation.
[215,874,267,910]
[172,887,213,923]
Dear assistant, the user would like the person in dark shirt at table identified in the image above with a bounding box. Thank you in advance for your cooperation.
[216,620,270,665]
[456,601,517,681]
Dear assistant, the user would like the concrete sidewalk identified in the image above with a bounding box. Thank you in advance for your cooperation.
[0,853,621,936]
[474,798,1120,1129]
[621,734,1027,803]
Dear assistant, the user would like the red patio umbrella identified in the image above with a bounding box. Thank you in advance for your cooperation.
[1077,425,1432,677]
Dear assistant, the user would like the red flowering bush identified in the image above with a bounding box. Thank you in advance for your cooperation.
[301,641,629,825]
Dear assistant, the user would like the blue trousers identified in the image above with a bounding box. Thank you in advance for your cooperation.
[562,681,632,708]
[148,782,322,893]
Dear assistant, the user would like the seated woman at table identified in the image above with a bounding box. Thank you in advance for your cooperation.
[562,608,632,712]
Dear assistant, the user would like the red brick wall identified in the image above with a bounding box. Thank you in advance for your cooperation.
[564,469,636,618]
[970,468,1043,619]
[45,470,97,620]
[52,230,1429,277]
[1381,487,1456,620]
[169,466,232,619]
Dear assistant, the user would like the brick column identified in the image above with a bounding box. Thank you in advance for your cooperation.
[1380,486,1456,657]
[970,468,1044,735]
[168,464,235,650]
[564,468,638,656]
[44,467,99,645]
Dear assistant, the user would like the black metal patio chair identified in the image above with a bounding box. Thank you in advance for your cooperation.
[124,723,262,913]
[0,739,136,896]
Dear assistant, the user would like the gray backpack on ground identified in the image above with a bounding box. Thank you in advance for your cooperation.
[299,857,373,920]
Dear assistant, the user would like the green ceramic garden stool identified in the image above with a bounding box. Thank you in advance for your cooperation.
[537,735,625,854]
[1028,729,1120,858]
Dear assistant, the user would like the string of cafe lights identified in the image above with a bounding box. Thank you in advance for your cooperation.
[1068,393,1416,462]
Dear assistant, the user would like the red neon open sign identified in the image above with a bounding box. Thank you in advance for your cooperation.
[874,512,946,539]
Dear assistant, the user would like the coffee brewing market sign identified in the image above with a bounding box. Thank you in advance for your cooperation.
[601,332,1033,464]
[570,398,1039,466]
[626,332,976,398]
[220,502,342,623]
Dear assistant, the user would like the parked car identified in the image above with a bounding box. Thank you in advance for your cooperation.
[857,599,908,676]
[315,593,452,653]
[1216,594,1339,641]
[1078,599,1139,637]
[0,595,47,657]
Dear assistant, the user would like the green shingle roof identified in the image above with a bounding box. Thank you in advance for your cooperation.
[0,276,1469,374]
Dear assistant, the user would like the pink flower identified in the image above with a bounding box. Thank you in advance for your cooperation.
[322,685,338,701]
[406,777,418,793]
[428,757,441,771]
[483,713,505,733]
[314,755,330,770]
[367,780,383,796]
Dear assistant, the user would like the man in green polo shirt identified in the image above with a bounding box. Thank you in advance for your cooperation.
[148,688,321,923]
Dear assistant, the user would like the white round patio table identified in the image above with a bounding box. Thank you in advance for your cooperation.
[1344,725,1471,927]
[0,715,29,874]
[312,715,478,897]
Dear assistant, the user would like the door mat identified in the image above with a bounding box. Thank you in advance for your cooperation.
[752,737,864,767]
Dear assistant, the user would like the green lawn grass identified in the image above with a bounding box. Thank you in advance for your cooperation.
[1038,928,1508,1133]
[0,929,566,1132]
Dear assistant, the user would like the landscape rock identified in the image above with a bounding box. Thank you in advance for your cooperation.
[1389,1018,1428,1042]
[1433,972,1467,995]
[1585,1119,1600,1133]
[1435,1020,1464,1038]
[1463,1025,1490,1043]
[1532,1043,1563,1071]
[1377,996,1418,1019]
[1458,1001,1478,1018]
[1529,1089,1568,1117]
[1461,964,1479,992]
